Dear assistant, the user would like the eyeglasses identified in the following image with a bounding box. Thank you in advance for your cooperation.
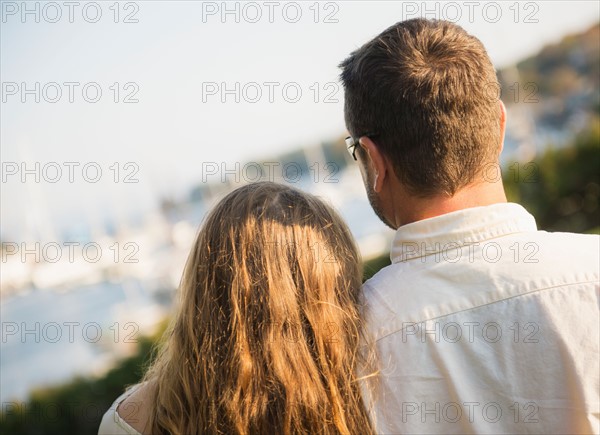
[345,133,377,161]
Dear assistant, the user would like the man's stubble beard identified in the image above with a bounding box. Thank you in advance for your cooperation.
[364,169,396,230]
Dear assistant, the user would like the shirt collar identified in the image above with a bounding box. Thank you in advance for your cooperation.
[390,203,538,263]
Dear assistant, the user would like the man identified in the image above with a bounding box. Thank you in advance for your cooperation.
[339,18,599,434]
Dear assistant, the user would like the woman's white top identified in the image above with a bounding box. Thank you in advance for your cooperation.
[98,384,144,435]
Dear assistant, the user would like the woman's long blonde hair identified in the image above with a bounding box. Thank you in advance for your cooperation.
[142,182,374,434]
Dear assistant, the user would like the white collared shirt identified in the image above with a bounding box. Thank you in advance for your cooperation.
[360,203,599,434]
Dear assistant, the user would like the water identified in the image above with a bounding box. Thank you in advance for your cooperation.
[0,280,160,403]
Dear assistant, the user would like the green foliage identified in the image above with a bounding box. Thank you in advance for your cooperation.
[363,254,391,282]
[504,121,600,233]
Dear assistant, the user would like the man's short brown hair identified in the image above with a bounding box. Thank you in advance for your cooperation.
[339,18,501,196]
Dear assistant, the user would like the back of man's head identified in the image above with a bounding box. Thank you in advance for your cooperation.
[340,19,502,197]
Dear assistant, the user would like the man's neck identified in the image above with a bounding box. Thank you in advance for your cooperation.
[392,181,508,228]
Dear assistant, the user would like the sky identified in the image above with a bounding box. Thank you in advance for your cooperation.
[2,0,599,241]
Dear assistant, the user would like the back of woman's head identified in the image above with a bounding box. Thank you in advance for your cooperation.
[144,182,374,434]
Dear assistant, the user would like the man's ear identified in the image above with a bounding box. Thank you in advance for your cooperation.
[498,100,507,156]
[360,137,387,193]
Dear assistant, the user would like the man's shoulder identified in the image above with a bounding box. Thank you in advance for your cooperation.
[530,230,599,267]
[366,230,598,283]
[360,229,598,347]
[361,229,599,320]
[537,229,599,244]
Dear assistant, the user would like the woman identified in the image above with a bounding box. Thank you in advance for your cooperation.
[98,182,375,434]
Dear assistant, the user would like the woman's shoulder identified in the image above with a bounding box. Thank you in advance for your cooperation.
[98,381,153,435]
